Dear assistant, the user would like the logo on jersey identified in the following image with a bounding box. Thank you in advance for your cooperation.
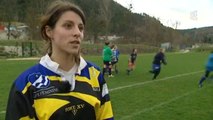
[28,73,50,88]
[65,104,85,115]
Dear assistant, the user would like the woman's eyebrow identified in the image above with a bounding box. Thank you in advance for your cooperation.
[63,20,83,25]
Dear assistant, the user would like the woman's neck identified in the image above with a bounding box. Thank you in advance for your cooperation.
[50,52,76,72]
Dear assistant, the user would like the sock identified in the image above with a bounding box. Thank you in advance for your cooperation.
[108,68,112,75]
[199,76,206,85]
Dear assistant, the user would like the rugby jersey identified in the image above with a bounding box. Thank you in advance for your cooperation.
[130,53,137,63]
[206,53,213,71]
[6,55,114,120]
[102,45,112,62]
[153,52,166,65]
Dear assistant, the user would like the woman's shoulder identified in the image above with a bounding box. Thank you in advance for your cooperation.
[86,61,101,70]
[13,64,41,91]
[17,64,41,77]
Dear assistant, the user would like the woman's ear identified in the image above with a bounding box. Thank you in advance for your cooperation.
[45,26,53,39]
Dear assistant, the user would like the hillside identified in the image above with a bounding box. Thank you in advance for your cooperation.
[0,0,212,47]
[178,26,213,43]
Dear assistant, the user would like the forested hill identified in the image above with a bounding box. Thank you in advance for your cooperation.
[72,0,180,45]
[0,0,212,46]
[178,26,213,44]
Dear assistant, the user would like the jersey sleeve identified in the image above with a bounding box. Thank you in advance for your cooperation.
[96,73,114,120]
[6,82,36,120]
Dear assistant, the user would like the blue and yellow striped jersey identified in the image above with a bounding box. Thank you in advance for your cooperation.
[6,57,114,120]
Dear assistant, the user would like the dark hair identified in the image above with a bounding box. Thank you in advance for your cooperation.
[40,0,85,54]
[110,44,115,49]
[132,48,137,53]
[105,41,110,46]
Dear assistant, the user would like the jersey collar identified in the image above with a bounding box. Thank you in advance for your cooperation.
[39,54,87,75]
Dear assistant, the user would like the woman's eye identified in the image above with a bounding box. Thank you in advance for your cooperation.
[64,23,72,29]
[79,25,84,31]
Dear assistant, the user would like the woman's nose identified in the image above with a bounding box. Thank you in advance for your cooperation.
[73,26,81,37]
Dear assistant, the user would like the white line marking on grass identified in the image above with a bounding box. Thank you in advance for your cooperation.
[0,110,5,114]
[120,90,197,120]
[109,70,203,92]
[0,71,203,115]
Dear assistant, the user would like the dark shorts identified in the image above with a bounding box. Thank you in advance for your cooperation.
[103,61,112,66]
[152,64,161,70]
[206,66,213,71]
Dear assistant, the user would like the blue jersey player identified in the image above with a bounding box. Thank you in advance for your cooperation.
[199,51,213,87]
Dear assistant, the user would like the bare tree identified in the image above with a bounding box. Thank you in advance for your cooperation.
[25,0,48,40]
[99,0,112,39]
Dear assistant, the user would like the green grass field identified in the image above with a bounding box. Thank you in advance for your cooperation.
[0,52,213,120]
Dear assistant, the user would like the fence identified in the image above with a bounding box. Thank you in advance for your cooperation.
[0,41,159,58]
[0,41,43,58]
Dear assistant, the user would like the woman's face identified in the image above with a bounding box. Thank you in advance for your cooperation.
[48,11,84,56]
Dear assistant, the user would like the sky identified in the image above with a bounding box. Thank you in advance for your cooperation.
[114,0,213,29]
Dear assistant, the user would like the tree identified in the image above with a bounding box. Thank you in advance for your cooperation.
[24,0,49,40]
[99,0,112,38]
[1,0,18,40]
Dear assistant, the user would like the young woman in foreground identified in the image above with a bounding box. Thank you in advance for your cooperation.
[6,1,114,120]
